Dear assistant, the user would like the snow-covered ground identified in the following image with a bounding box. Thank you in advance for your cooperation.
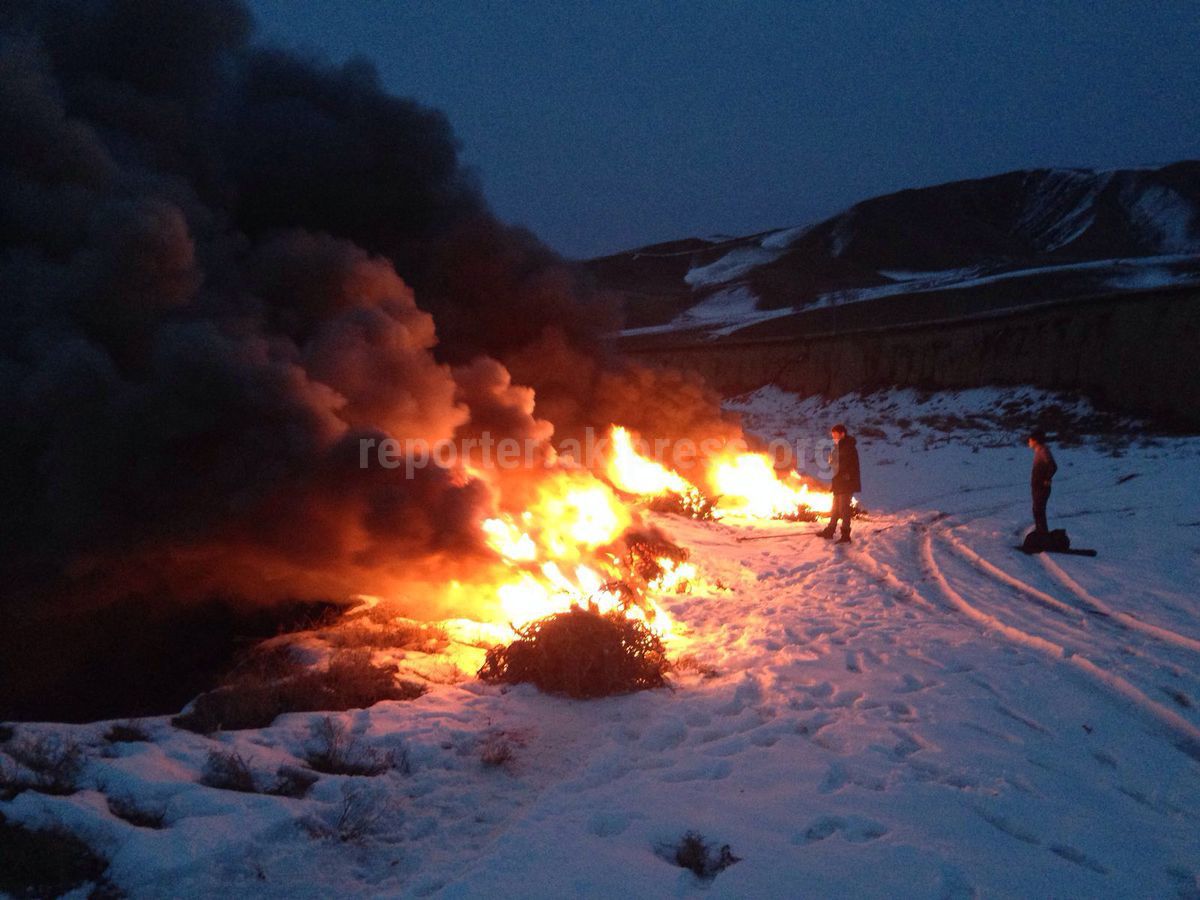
[618,253,1200,340]
[620,286,796,339]
[5,386,1200,898]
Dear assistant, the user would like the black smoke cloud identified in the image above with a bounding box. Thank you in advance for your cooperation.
[0,0,734,623]
[0,0,525,599]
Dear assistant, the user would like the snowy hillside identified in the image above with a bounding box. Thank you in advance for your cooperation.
[590,163,1200,339]
[4,387,1200,898]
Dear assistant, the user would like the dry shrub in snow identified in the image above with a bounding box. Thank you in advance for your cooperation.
[332,785,390,842]
[304,717,406,776]
[200,749,257,793]
[478,608,669,699]
[672,654,721,679]
[659,830,741,881]
[319,617,449,653]
[271,765,320,799]
[478,731,519,768]
[106,794,166,829]
[647,490,717,520]
[303,784,394,843]
[2,734,85,796]
[0,756,17,802]
[104,722,151,744]
[173,648,424,733]
[199,749,318,798]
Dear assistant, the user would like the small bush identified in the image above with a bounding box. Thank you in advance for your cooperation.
[624,533,689,585]
[200,749,256,793]
[478,608,669,699]
[673,654,720,679]
[334,786,387,842]
[303,785,392,843]
[648,490,717,520]
[0,756,18,802]
[270,765,319,799]
[659,830,741,881]
[4,734,85,796]
[778,507,820,523]
[0,811,111,898]
[304,717,396,777]
[319,619,449,653]
[106,794,166,829]
[479,732,516,768]
[104,722,151,744]
[173,649,425,734]
[199,750,318,798]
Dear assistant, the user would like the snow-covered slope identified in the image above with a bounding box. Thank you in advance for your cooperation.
[4,387,1200,898]
[590,162,1200,339]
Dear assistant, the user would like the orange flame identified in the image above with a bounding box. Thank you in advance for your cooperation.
[481,471,675,637]
[604,425,833,520]
[709,451,833,517]
[606,426,695,496]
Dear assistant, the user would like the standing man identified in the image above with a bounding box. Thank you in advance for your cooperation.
[819,423,861,544]
[1028,430,1057,535]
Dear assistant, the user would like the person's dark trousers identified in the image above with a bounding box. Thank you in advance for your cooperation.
[829,492,853,536]
[1032,483,1051,533]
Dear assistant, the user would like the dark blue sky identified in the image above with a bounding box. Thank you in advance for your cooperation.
[247,0,1199,259]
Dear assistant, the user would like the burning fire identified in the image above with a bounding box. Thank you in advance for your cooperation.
[606,426,694,496]
[435,425,832,645]
[481,471,677,637]
[602,425,834,520]
[708,451,833,517]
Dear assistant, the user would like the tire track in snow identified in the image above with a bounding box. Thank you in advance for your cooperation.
[1039,555,1200,655]
[920,530,1200,761]
[940,526,1200,689]
[843,529,940,614]
[940,530,1085,622]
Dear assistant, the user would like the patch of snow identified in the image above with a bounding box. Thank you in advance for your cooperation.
[620,287,795,339]
[759,224,812,250]
[1017,170,1111,252]
[1121,183,1198,253]
[878,267,979,282]
[1105,266,1193,291]
[827,212,856,258]
[811,253,1200,309]
[684,247,783,288]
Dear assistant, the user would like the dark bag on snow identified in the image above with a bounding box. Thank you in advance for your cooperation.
[1022,529,1071,553]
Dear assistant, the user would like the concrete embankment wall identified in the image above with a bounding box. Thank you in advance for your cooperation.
[623,287,1200,429]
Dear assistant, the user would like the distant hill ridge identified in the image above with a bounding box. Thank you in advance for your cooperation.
[588,161,1200,337]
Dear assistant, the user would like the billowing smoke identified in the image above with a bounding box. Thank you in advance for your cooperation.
[0,0,733,624]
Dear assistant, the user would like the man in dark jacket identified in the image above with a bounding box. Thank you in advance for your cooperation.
[819,423,861,544]
[1028,430,1057,534]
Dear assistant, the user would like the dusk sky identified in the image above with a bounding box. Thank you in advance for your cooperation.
[247,1,1199,259]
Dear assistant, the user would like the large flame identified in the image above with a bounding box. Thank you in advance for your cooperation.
[420,425,834,646]
[603,425,833,519]
[709,451,833,517]
[606,426,695,496]
[481,470,675,637]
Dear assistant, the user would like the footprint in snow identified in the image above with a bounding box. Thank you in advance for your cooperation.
[587,810,637,838]
[1049,844,1110,875]
[895,672,939,694]
[938,865,979,900]
[793,814,889,845]
[659,759,733,783]
[640,718,688,751]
